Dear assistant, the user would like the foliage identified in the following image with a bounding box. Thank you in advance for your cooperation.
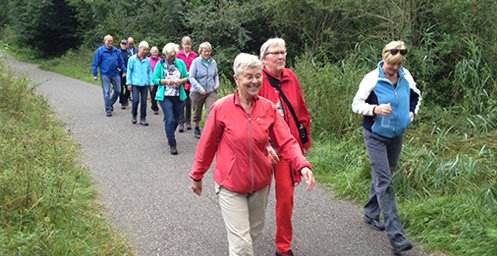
[0,63,133,255]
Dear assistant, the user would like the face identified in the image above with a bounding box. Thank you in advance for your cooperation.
[120,42,127,50]
[182,42,192,53]
[104,37,114,48]
[138,47,148,58]
[263,44,287,74]
[165,53,176,62]
[151,49,159,57]
[201,47,211,60]
[235,66,263,99]
[128,39,135,49]
[382,61,402,77]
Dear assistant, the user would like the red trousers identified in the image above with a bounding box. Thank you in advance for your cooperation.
[274,159,295,254]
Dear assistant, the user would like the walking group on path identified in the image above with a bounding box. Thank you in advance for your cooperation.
[91,34,421,255]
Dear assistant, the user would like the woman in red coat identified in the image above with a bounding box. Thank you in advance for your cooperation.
[258,38,312,256]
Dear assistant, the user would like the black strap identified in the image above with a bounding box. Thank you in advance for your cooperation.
[264,70,305,134]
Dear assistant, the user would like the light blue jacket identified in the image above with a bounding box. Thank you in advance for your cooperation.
[189,57,220,93]
[126,55,152,86]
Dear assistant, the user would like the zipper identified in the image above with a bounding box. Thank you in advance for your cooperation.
[248,113,254,193]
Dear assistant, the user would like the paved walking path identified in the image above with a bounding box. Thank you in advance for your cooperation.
[3,53,426,256]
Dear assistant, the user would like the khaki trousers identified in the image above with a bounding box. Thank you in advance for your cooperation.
[216,185,270,256]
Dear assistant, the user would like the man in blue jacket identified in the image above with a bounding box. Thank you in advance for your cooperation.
[92,34,127,117]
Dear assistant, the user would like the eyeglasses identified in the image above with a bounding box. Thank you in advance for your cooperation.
[385,49,407,56]
[266,51,287,56]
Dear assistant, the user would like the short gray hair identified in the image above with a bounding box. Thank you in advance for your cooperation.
[104,34,113,42]
[138,41,149,49]
[150,46,159,53]
[198,42,212,53]
[162,43,180,56]
[260,38,286,60]
[233,53,262,76]
[181,36,192,45]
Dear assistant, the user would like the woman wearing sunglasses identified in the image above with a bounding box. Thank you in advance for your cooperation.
[352,40,422,253]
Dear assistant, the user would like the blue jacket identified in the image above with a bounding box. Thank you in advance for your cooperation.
[92,45,126,77]
[189,57,220,93]
[126,55,152,86]
[352,61,422,138]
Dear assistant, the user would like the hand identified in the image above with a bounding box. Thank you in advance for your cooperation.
[150,86,154,91]
[122,73,126,78]
[410,112,415,122]
[127,85,132,91]
[93,76,98,81]
[303,147,310,156]
[199,88,206,95]
[192,180,203,196]
[300,167,315,191]
[267,146,280,164]
[375,103,392,116]
[174,80,182,86]
[214,85,219,91]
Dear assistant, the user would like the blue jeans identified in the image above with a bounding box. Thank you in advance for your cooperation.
[101,75,122,113]
[362,128,405,240]
[159,96,183,144]
[131,85,148,120]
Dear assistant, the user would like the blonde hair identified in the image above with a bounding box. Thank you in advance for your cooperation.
[382,40,407,63]
[138,41,149,49]
[233,53,262,76]
[162,43,180,56]
[198,42,212,54]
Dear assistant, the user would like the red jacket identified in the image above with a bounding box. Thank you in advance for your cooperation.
[258,67,312,151]
[190,91,312,194]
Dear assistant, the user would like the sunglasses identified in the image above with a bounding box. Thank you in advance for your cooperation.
[385,49,407,55]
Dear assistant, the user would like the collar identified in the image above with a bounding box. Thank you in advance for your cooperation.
[263,66,289,83]
[233,90,259,106]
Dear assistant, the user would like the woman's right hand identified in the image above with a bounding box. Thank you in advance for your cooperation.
[267,146,280,164]
[192,180,203,196]
[199,88,206,95]
[374,103,392,116]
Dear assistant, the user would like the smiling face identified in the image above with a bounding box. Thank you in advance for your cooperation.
[200,47,211,60]
[138,46,148,58]
[235,66,263,100]
[382,60,402,77]
[182,42,192,54]
[262,44,287,75]
[104,36,114,49]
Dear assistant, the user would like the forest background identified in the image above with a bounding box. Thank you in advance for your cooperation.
[1,0,497,255]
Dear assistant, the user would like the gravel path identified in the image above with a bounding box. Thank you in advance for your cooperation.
[3,53,426,256]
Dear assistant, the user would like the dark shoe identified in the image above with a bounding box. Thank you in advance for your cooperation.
[169,145,178,155]
[153,110,159,115]
[140,119,149,126]
[106,112,112,117]
[186,123,192,130]
[194,126,201,139]
[363,215,385,231]
[132,115,137,124]
[275,250,294,256]
[391,235,413,253]
[178,123,185,133]
[121,105,126,109]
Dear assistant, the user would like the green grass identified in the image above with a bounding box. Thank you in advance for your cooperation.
[0,63,134,255]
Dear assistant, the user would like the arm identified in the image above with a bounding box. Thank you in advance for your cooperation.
[152,62,163,86]
[352,73,377,116]
[118,52,126,74]
[213,61,220,90]
[126,57,133,86]
[188,59,201,91]
[294,79,312,151]
[91,49,100,78]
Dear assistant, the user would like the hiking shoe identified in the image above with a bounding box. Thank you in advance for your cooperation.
[275,250,294,256]
[106,112,112,117]
[170,145,178,155]
[391,235,413,253]
[153,110,159,115]
[179,123,185,133]
[121,105,126,109]
[363,215,385,231]
[140,119,149,126]
[186,123,192,130]
[132,115,137,124]
[194,126,201,139]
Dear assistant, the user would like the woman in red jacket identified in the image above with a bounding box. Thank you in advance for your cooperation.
[258,38,312,256]
[190,53,315,256]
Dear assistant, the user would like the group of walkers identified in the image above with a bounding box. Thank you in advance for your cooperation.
[92,34,421,255]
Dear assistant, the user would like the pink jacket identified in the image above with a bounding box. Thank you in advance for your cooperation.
[190,91,311,194]
[176,49,198,91]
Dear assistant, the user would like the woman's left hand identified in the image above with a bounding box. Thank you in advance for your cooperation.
[300,167,315,191]
[192,180,203,196]
[410,112,415,122]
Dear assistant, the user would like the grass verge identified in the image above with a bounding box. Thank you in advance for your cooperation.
[0,63,134,255]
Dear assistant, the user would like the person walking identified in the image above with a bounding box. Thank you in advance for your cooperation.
[190,53,315,256]
[127,41,153,126]
[189,41,219,139]
[258,38,312,256]
[92,34,127,117]
[127,37,138,56]
[176,36,198,132]
[352,40,421,253]
[149,46,163,115]
[153,43,189,155]
[119,39,131,109]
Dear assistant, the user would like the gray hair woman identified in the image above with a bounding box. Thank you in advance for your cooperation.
[352,40,421,253]
[188,41,220,139]
[190,53,315,256]
[152,43,189,154]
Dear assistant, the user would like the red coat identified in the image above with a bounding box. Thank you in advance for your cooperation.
[190,91,311,194]
[258,67,312,151]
